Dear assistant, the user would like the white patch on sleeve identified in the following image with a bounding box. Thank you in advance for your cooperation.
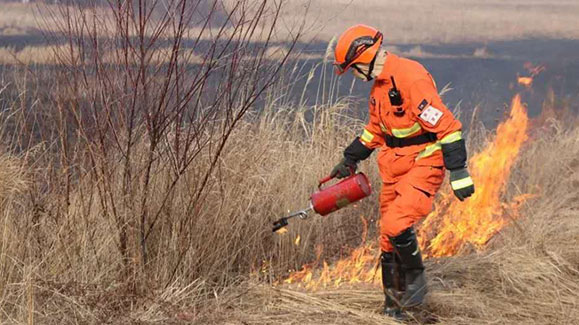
[419,105,443,126]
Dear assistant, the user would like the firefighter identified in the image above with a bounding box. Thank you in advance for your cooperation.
[330,24,475,319]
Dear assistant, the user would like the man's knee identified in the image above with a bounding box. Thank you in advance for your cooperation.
[380,235,394,252]
[382,218,415,239]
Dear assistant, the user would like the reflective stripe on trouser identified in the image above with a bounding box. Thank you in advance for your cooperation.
[379,165,444,252]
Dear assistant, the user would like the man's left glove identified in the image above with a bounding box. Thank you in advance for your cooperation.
[441,137,474,201]
[449,168,475,201]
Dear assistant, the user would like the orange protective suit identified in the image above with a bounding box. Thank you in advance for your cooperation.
[358,53,462,252]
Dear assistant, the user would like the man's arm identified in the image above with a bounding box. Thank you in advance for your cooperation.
[409,77,475,201]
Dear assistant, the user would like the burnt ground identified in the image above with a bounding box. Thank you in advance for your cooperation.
[1,35,578,128]
[294,38,579,127]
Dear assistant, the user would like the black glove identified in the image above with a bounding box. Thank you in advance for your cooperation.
[449,168,475,201]
[331,158,357,179]
[331,137,374,179]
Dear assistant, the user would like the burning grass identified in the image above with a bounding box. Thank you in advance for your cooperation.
[419,94,530,257]
[282,92,534,288]
[194,118,579,325]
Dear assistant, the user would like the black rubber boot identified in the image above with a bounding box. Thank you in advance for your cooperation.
[391,227,427,308]
[381,251,405,321]
[394,252,406,294]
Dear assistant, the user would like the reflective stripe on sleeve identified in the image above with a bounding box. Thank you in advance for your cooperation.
[416,130,462,160]
[416,142,441,160]
[360,129,375,143]
[391,122,421,138]
[440,131,462,144]
[451,176,474,190]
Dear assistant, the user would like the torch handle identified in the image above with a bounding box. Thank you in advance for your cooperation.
[319,167,355,188]
[318,175,334,187]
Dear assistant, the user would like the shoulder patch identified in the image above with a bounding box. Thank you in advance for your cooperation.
[418,99,428,111]
[419,105,443,126]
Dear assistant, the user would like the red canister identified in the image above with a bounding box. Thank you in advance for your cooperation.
[310,173,372,216]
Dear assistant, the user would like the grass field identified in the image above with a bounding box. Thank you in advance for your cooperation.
[2,0,579,42]
[290,0,579,43]
[0,1,578,324]
[2,0,579,64]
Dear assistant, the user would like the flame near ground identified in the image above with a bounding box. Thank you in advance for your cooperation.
[282,94,531,289]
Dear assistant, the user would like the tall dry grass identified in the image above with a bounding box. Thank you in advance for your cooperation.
[0,1,377,323]
[0,2,578,324]
[184,106,579,325]
[0,63,382,323]
[1,58,578,323]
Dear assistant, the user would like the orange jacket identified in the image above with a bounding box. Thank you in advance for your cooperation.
[359,53,463,168]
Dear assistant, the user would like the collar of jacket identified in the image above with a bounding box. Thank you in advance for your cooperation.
[375,52,400,82]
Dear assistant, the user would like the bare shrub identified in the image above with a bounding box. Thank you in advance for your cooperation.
[39,0,303,286]
[0,0,308,320]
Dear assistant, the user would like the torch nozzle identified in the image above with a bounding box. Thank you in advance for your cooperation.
[272,217,289,232]
[272,207,312,232]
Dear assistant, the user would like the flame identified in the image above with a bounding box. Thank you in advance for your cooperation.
[518,77,533,87]
[518,62,545,88]
[295,235,301,246]
[283,217,382,288]
[283,241,381,288]
[419,94,529,257]
[281,93,531,290]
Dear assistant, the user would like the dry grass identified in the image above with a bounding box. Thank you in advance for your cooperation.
[0,1,578,324]
[0,3,44,35]
[0,64,578,323]
[3,1,579,43]
[182,118,579,325]
[287,0,579,44]
[0,45,67,65]
[0,45,321,65]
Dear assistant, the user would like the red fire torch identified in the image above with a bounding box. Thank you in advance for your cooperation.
[272,172,372,232]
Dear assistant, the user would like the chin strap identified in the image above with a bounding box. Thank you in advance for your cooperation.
[366,51,378,81]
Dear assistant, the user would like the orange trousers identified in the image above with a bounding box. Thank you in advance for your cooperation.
[377,149,445,252]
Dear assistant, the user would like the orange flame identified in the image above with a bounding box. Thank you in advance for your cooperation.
[518,63,545,88]
[283,242,381,288]
[419,94,529,256]
[518,77,533,87]
[283,217,382,288]
[281,94,531,290]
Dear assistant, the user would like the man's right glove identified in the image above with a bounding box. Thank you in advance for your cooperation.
[449,168,475,201]
[331,158,357,179]
[330,137,374,179]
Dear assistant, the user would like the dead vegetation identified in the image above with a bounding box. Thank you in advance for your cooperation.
[1,63,578,323]
[181,113,579,325]
[3,0,579,44]
[0,1,578,324]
